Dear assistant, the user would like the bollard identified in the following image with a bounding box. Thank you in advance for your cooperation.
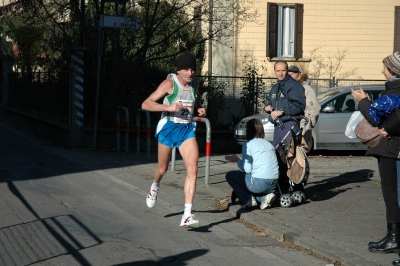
[170,117,211,185]
[136,109,151,158]
[116,106,129,153]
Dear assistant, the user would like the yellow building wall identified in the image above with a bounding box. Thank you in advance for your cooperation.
[214,0,399,80]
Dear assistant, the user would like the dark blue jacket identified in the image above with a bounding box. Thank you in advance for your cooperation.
[264,74,306,123]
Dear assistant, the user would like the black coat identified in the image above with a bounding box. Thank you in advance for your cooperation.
[380,102,400,137]
[358,79,400,159]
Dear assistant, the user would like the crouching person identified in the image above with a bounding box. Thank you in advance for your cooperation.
[225,118,279,209]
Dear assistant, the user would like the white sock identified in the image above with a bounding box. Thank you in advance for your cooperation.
[150,182,159,193]
[184,204,192,217]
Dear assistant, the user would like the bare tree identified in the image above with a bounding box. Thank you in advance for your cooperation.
[297,46,358,80]
[1,0,259,69]
[0,0,260,126]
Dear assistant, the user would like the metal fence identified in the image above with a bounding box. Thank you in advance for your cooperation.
[336,79,386,87]
[2,71,387,128]
[7,71,70,123]
[199,76,386,127]
[198,76,278,128]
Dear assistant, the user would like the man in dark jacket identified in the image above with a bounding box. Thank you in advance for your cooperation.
[264,61,306,147]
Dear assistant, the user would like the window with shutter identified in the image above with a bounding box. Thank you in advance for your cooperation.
[267,2,303,60]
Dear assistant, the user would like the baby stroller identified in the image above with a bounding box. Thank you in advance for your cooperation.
[275,115,310,208]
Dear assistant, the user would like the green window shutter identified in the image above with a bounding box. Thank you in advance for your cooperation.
[294,3,304,59]
[267,2,278,58]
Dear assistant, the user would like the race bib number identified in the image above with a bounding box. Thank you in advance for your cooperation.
[172,100,194,124]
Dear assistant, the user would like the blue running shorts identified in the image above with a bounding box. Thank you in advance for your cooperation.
[156,120,196,148]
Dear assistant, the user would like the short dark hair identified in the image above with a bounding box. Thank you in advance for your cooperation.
[246,118,265,140]
[274,60,288,71]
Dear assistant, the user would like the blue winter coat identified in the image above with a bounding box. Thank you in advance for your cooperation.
[264,74,306,124]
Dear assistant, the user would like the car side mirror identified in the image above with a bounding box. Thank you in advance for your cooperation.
[322,106,336,113]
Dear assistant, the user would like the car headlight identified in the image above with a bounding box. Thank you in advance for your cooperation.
[260,117,270,125]
[237,122,246,128]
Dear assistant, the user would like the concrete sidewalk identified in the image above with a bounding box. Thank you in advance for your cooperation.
[194,153,392,266]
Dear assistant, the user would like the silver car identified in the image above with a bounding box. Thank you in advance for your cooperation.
[233,84,385,151]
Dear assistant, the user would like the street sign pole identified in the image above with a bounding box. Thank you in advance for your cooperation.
[93,15,140,150]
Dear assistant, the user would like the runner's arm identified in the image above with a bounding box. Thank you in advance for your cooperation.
[142,79,182,112]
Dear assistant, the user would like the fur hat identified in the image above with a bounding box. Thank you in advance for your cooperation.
[177,53,196,71]
[383,51,400,76]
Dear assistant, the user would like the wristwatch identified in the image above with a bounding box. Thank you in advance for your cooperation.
[280,109,284,115]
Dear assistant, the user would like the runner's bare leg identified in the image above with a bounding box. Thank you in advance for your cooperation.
[179,137,199,204]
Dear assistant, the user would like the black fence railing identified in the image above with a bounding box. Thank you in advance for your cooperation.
[198,76,385,127]
[197,76,278,127]
[2,71,387,128]
[198,76,330,127]
[7,71,69,123]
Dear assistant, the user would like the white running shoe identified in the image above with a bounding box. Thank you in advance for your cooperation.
[260,192,276,210]
[251,196,258,207]
[146,189,158,208]
[180,211,200,228]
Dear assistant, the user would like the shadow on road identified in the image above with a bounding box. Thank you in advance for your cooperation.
[113,249,209,265]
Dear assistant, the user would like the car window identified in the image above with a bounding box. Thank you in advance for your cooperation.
[322,97,337,110]
[366,90,383,102]
[317,88,343,102]
[342,94,358,112]
[320,88,384,113]
[322,94,347,112]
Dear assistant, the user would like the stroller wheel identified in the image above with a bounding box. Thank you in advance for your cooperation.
[291,191,303,204]
[280,195,293,208]
[298,191,306,201]
[231,190,237,204]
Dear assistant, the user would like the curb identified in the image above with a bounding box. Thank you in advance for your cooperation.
[228,204,380,266]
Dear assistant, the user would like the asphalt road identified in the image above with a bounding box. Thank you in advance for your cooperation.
[0,119,333,265]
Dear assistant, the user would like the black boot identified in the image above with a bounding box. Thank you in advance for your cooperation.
[231,190,237,204]
[393,254,400,266]
[369,223,400,254]
[368,234,389,248]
